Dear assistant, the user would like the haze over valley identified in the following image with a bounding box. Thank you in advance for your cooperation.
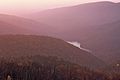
[28,1,120,63]
[0,0,120,80]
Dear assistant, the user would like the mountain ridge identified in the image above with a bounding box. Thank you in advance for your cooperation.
[28,1,120,63]
[0,35,106,69]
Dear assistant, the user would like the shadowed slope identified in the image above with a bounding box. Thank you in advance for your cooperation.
[0,35,105,69]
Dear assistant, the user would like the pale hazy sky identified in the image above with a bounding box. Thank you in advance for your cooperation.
[0,0,119,15]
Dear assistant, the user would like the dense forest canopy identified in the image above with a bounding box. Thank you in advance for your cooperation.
[0,55,119,80]
[0,35,105,69]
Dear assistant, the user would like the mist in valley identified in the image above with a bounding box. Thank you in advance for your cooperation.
[0,0,119,80]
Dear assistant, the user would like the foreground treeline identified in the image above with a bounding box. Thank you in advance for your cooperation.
[0,56,119,80]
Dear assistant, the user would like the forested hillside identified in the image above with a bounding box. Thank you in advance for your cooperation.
[0,56,119,80]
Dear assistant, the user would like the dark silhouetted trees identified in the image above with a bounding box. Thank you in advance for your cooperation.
[0,55,119,80]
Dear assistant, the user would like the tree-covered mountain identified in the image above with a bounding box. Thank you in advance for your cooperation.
[0,1,119,65]
[28,1,120,63]
[0,35,105,69]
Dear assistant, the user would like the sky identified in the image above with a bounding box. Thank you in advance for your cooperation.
[0,0,119,15]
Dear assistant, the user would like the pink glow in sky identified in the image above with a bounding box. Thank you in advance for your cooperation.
[0,0,119,15]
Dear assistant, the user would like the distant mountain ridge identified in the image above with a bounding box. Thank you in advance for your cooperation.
[0,20,30,34]
[0,14,54,35]
[31,1,120,26]
[0,1,119,65]
[28,1,120,63]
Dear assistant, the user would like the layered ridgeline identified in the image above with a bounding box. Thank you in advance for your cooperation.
[28,1,120,63]
[0,14,53,35]
[0,35,105,69]
[0,1,119,64]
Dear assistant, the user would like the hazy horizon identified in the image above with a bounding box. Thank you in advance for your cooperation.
[0,0,120,16]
